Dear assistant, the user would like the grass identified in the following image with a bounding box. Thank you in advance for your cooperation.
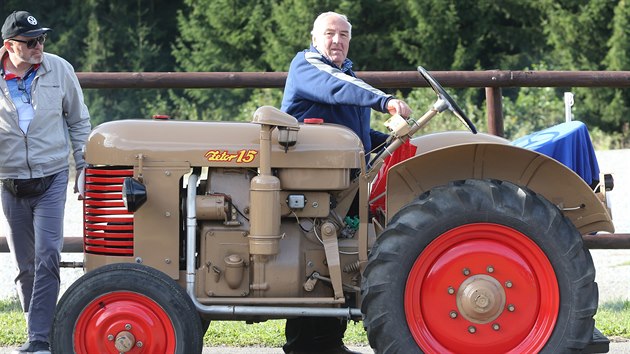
[0,296,369,348]
[0,296,26,346]
[0,296,628,347]
[594,299,630,338]
[203,319,368,347]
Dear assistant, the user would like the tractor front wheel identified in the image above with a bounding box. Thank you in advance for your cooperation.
[51,263,203,354]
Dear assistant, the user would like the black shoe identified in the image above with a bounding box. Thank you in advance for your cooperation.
[327,345,362,354]
[11,341,50,354]
[286,345,362,354]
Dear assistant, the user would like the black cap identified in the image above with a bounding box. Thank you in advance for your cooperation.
[2,11,51,40]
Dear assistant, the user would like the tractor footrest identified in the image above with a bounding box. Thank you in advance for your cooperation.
[582,327,609,353]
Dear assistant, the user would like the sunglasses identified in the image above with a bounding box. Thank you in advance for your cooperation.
[17,78,31,104]
[10,34,47,49]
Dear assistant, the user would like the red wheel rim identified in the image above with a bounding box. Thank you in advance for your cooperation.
[74,291,176,353]
[404,223,559,354]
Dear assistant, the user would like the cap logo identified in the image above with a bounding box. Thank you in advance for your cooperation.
[27,16,38,26]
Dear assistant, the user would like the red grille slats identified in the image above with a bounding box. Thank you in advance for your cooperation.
[85,184,125,192]
[87,169,135,176]
[86,223,133,232]
[84,246,135,255]
[84,199,126,207]
[84,215,133,223]
[84,207,133,215]
[85,230,133,238]
[85,176,126,184]
[83,167,135,256]
[84,192,124,200]
[84,239,133,247]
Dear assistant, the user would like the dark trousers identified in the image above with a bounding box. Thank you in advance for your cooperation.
[284,317,347,352]
[1,171,68,343]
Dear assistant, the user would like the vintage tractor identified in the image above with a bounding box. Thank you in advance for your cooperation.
[51,67,613,353]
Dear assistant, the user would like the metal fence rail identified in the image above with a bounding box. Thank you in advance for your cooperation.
[2,70,629,251]
[0,234,627,253]
[75,70,630,89]
[74,70,630,136]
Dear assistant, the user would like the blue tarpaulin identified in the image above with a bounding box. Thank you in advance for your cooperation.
[511,121,600,186]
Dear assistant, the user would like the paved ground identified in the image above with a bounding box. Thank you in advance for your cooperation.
[0,343,629,353]
[138,341,630,354]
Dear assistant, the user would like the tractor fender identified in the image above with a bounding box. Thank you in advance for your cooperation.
[384,131,613,235]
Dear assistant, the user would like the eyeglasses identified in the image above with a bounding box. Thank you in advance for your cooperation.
[9,34,46,49]
[17,78,31,104]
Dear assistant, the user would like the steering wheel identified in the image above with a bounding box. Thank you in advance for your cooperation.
[417,66,477,134]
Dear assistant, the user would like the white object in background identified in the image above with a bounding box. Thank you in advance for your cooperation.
[564,92,574,122]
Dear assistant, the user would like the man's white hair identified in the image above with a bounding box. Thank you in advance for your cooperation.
[311,11,352,39]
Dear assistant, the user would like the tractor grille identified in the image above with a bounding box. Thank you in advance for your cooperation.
[83,167,134,256]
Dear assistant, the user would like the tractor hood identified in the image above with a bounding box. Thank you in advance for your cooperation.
[85,119,363,169]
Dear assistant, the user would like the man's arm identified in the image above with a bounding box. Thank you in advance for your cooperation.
[290,51,392,112]
[60,59,91,173]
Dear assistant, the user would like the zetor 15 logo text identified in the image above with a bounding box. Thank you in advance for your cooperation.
[204,149,258,163]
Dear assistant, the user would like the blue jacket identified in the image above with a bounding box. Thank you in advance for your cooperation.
[281,46,391,153]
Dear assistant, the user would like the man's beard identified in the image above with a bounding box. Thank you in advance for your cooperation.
[25,55,43,65]
[16,52,43,65]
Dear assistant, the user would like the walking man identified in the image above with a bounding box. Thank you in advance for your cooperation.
[1,10,91,354]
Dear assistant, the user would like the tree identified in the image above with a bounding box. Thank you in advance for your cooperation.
[388,0,546,71]
[3,0,629,147]
[171,0,277,121]
[598,0,630,143]
[538,0,615,70]
[78,0,183,124]
[537,0,629,146]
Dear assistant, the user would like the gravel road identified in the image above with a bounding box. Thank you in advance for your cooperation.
[1,149,629,353]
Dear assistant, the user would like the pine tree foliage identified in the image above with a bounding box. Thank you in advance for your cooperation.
[1,0,629,146]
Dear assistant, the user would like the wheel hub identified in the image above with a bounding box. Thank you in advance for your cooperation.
[457,274,505,324]
[114,331,136,352]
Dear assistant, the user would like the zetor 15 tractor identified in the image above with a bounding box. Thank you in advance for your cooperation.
[51,67,613,353]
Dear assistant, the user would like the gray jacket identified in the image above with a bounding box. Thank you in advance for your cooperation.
[0,50,91,179]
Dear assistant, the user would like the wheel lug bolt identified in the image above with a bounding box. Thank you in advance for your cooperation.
[507,304,515,312]
[449,311,458,319]
[492,323,500,331]
[505,280,513,288]
[468,326,476,334]
[447,286,455,295]
[137,341,143,348]
[107,334,114,341]
[487,265,494,273]
[462,268,471,276]
[125,324,132,330]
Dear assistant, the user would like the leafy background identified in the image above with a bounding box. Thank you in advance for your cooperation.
[3,0,630,147]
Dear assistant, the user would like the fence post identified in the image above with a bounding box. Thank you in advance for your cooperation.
[485,87,504,137]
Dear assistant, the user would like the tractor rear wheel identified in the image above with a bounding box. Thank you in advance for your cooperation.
[361,179,597,353]
[51,263,203,354]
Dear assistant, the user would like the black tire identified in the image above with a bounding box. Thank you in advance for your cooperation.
[361,179,597,354]
[51,263,203,354]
